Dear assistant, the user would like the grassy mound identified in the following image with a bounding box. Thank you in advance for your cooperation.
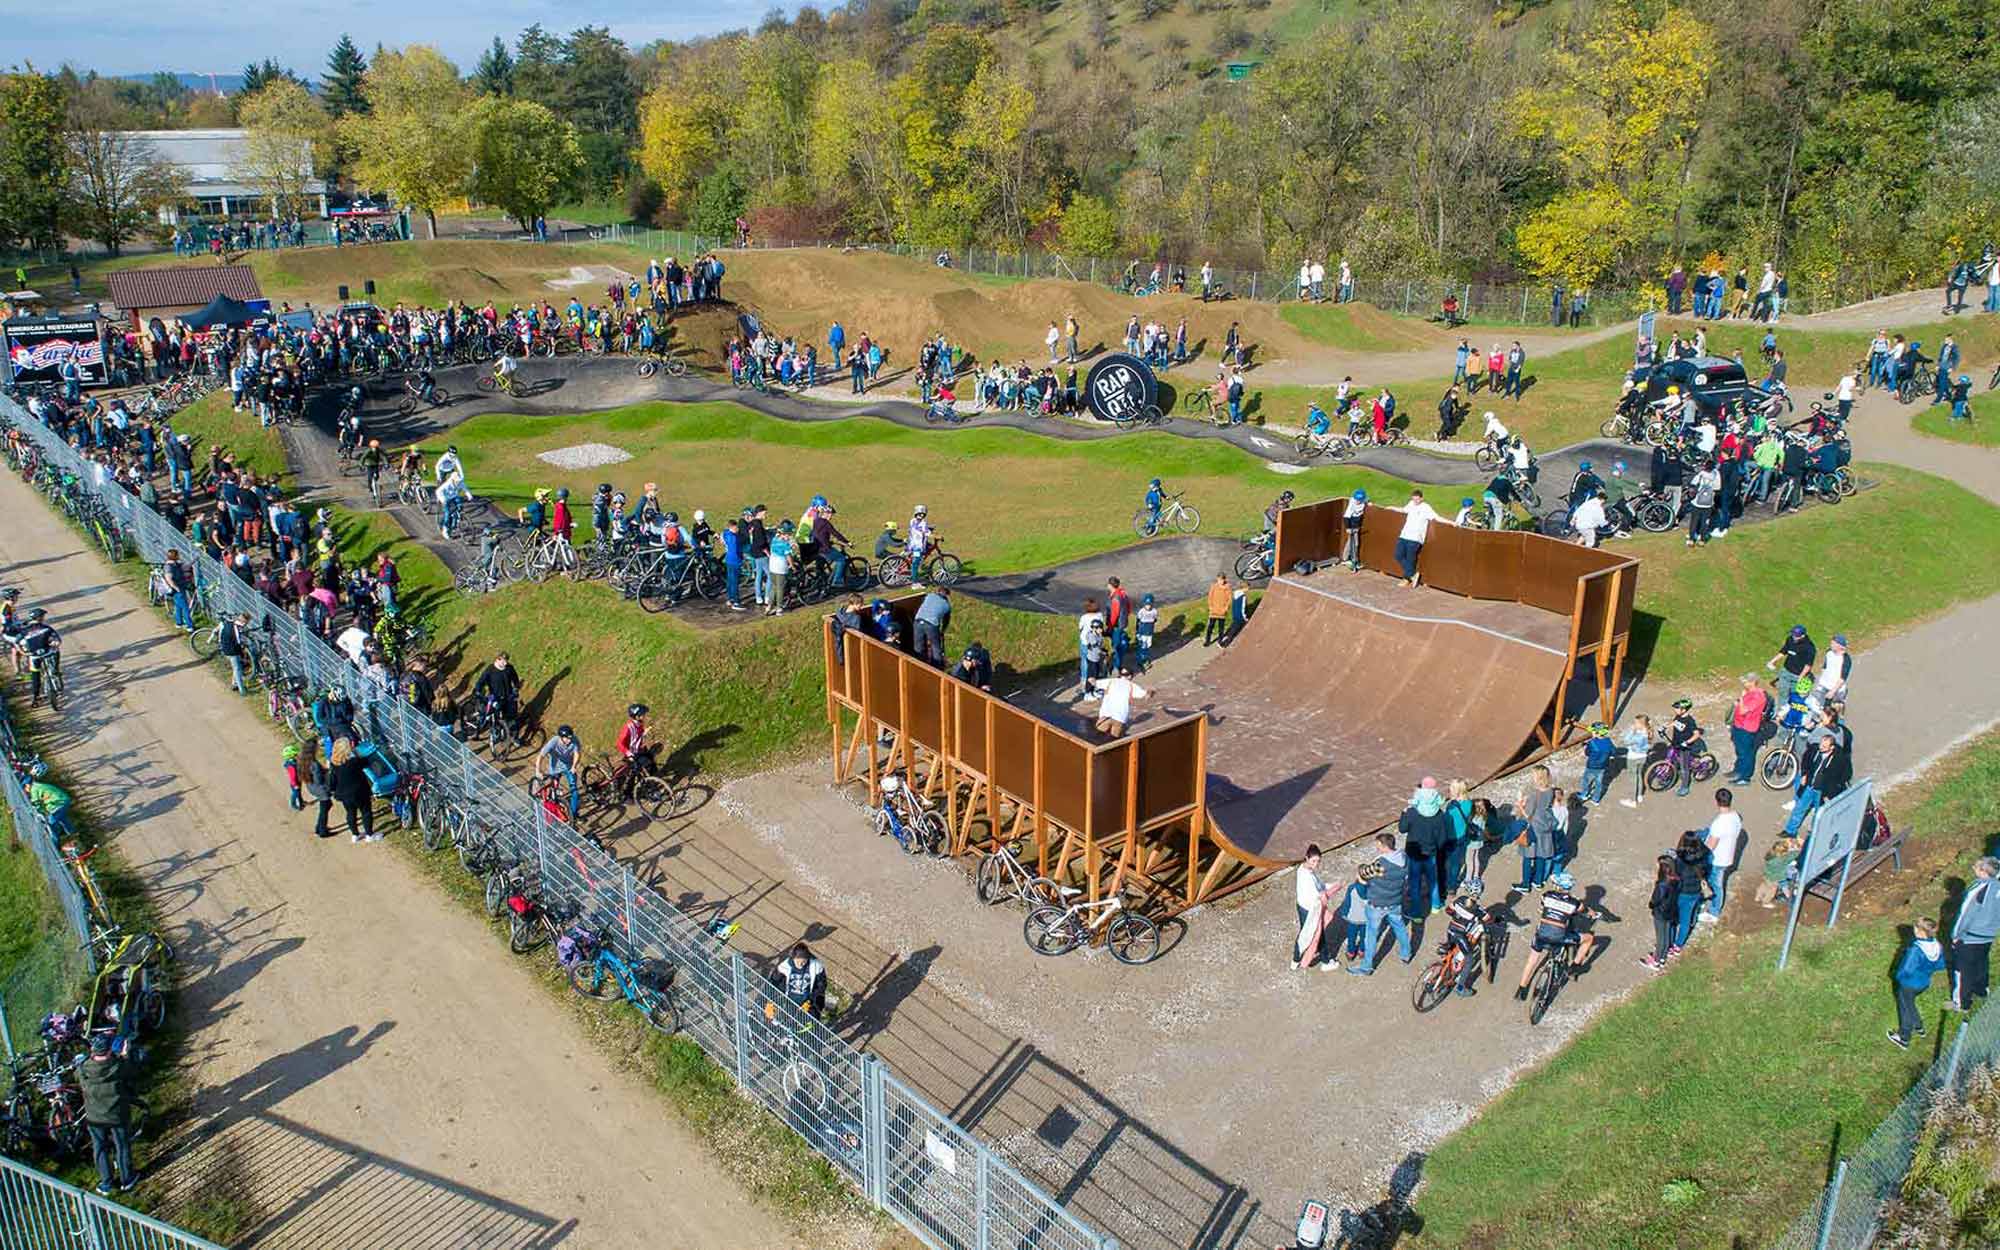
[1913,397,2000,447]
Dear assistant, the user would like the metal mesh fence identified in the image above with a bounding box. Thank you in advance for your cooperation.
[1,395,1116,1250]
[0,1153,225,1249]
[1772,994,2000,1250]
[0,686,98,1062]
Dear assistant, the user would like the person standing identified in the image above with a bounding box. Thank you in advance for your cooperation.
[722,516,745,611]
[1076,596,1106,690]
[1685,457,1720,546]
[79,1032,139,1195]
[1727,675,1770,784]
[1393,490,1439,587]
[1935,334,1960,405]
[1399,778,1451,915]
[1768,624,1816,692]
[1987,252,2000,314]
[1701,788,1744,923]
[1348,833,1411,975]
[914,587,951,666]
[1293,845,1340,970]
[1816,634,1852,703]
[1889,918,1947,1048]
[1064,313,1080,363]
[1045,321,1061,365]
[1515,765,1558,889]
[767,519,796,615]
[328,737,378,843]
[1672,830,1711,953]
[1949,857,2000,1012]
[1203,573,1230,645]
[1666,265,1686,315]
[748,506,772,608]
[1640,853,1681,971]
[1104,577,1132,673]
[1504,341,1526,399]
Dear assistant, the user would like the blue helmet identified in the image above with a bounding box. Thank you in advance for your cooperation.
[1548,870,1576,892]
[811,494,828,509]
[1149,477,1161,488]
[1352,488,1367,503]
[1578,460,1592,471]
[1460,497,1475,508]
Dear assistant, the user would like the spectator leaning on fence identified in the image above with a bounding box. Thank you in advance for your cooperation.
[1949,857,2000,1013]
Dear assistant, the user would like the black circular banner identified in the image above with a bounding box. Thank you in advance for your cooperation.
[1084,353,1157,423]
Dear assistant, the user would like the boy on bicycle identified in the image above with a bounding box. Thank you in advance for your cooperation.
[1513,876,1602,1001]
[1305,402,1331,438]
[1441,894,1487,997]
[1665,698,1706,795]
[906,505,934,572]
[492,352,519,394]
[614,702,650,801]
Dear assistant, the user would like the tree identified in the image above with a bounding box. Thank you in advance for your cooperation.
[562,27,638,139]
[1251,32,1378,258]
[1059,193,1120,257]
[65,98,181,255]
[512,25,567,109]
[0,72,68,255]
[239,59,306,97]
[339,46,473,239]
[473,37,516,97]
[688,163,749,238]
[1515,189,1636,290]
[236,80,327,215]
[468,97,583,228]
[635,84,730,216]
[807,57,908,240]
[322,35,369,116]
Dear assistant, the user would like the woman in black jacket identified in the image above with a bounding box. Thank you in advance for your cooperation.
[1673,831,1712,954]
[327,738,376,843]
[1642,853,1681,971]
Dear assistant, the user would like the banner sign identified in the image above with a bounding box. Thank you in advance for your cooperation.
[3,317,106,387]
[1084,352,1157,423]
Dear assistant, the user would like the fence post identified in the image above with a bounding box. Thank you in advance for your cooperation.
[1943,1019,1970,1093]
[0,988,11,1061]
[1813,1159,1847,1250]
[862,1053,887,1208]
[730,952,750,1090]
[975,1144,991,1250]
[1521,288,1529,322]
[1249,271,1258,300]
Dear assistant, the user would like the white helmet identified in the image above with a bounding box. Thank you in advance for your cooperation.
[1483,411,1495,422]
[912,504,928,517]
[880,774,901,793]
[693,509,706,522]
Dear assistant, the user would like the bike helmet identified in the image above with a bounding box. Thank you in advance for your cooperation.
[28,760,48,779]
[1548,870,1576,892]
[557,724,574,739]
[596,482,612,494]
[1671,698,1693,711]
[664,511,679,524]
[1962,374,1972,384]
[1578,460,1592,471]
[26,608,46,622]
[880,773,901,793]
[912,504,928,516]
[1460,497,1475,508]
[627,703,648,717]
[811,494,827,509]
[611,491,627,505]
[1278,490,1295,504]
[1352,488,1367,503]
[871,598,888,612]
[1589,722,1610,737]
[693,509,705,522]
[534,488,551,502]
[1482,490,1497,503]
[1794,675,1814,695]
[779,519,795,533]
[883,521,897,531]
[2,588,18,600]
[556,487,569,501]
[1142,592,1155,605]
[1149,478,1161,488]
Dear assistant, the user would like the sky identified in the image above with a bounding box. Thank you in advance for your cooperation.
[6,1,784,79]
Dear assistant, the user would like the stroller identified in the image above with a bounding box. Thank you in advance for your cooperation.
[88,931,172,1041]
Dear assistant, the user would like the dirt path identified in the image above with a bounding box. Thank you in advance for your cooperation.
[0,468,803,1249]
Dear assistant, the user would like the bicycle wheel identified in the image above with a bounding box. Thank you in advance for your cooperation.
[188,627,217,660]
[665,357,687,377]
[475,375,498,393]
[1412,958,1452,1013]
[917,811,948,855]
[422,801,453,852]
[876,555,911,588]
[569,960,615,1000]
[284,702,312,742]
[1234,549,1271,582]
[643,987,681,1035]
[1644,760,1679,793]
[1527,959,1561,1025]
[1599,417,1627,439]
[579,763,611,812]
[782,1056,829,1109]
[974,854,1008,904]
[1638,500,1675,532]
[1473,447,1500,473]
[636,360,657,378]
[1690,752,1720,783]
[1293,433,1318,459]
[1172,505,1201,534]
[1131,510,1160,539]
[1106,911,1161,965]
[1024,906,1081,956]
[396,394,416,416]
[1759,746,1798,791]
[509,912,539,954]
[634,774,682,821]
[1834,467,1856,497]
[45,667,63,712]
[928,553,964,585]
[481,870,514,917]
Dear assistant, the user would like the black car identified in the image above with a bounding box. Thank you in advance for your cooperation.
[1628,354,1757,414]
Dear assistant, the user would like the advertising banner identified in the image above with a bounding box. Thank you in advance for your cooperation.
[3,317,107,387]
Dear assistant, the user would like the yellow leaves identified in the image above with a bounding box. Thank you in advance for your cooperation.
[635,88,727,212]
[1516,188,1637,289]
[1527,2,1715,193]
[338,46,473,228]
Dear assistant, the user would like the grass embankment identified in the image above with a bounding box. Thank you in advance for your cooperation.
[1620,464,2000,684]
[425,400,1414,572]
[1278,302,1453,353]
[1913,397,2000,447]
[166,390,288,479]
[1412,729,2000,1249]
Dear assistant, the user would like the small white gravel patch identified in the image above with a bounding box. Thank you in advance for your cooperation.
[538,442,631,469]
[1266,460,1314,474]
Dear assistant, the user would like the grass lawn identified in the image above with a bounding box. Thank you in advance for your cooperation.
[1912,396,2000,447]
[1620,464,2000,684]
[165,390,289,479]
[1412,728,2000,1249]
[420,401,1415,573]
[1279,302,1450,354]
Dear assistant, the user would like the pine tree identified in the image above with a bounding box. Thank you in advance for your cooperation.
[323,34,369,116]
[472,37,516,97]
[239,59,305,97]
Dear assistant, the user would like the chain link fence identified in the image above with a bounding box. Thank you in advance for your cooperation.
[1,395,1118,1250]
[1773,994,2000,1250]
[0,1152,225,1249]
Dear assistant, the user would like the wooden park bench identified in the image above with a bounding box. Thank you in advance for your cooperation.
[1805,827,1907,905]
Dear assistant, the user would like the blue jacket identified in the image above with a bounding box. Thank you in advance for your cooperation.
[1584,736,1618,768]
[1894,937,1945,989]
[723,528,743,564]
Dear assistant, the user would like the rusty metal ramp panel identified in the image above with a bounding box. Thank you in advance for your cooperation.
[1150,574,1570,865]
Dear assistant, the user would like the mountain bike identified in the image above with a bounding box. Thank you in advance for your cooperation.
[876,546,963,588]
[26,650,63,711]
[393,378,452,415]
[1526,934,1589,1025]
[873,773,945,855]
[1111,403,1167,430]
[1644,742,1719,793]
[561,924,682,1034]
[1412,930,1482,1013]
[973,841,1059,908]
[1293,430,1356,461]
[1132,493,1201,539]
[1760,724,1806,790]
[635,351,688,379]
[1024,889,1161,964]
[751,1002,832,1108]
[1234,536,1275,583]
[578,744,689,822]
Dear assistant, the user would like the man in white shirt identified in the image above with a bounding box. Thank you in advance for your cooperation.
[1394,490,1440,587]
[1702,788,1746,922]
[335,623,371,668]
[1199,262,1213,301]
[1816,634,1851,702]
[1835,372,1857,421]
[1084,669,1148,739]
[1571,491,1609,548]
[1298,262,1312,300]
[1308,260,1326,301]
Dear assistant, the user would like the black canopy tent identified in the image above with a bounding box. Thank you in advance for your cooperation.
[179,294,260,329]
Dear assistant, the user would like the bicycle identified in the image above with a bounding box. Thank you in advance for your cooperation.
[474,370,519,395]
[1111,403,1167,431]
[393,378,452,415]
[1023,889,1161,964]
[874,773,945,855]
[561,924,683,1034]
[578,744,689,822]
[1412,929,1483,1013]
[26,650,62,711]
[419,796,504,876]
[1292,430,1355,462]
[1644,742,1719,793]
[1132,493,1201,539]
[751,1002,832,1108]
[1234,538,1275,583]
[875,546,963,589]
[1526,934,1587,1025]
[1760,724,1806,790]
[973,841,1059,908]
[498,878,577,953]
[635,352,688,379]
